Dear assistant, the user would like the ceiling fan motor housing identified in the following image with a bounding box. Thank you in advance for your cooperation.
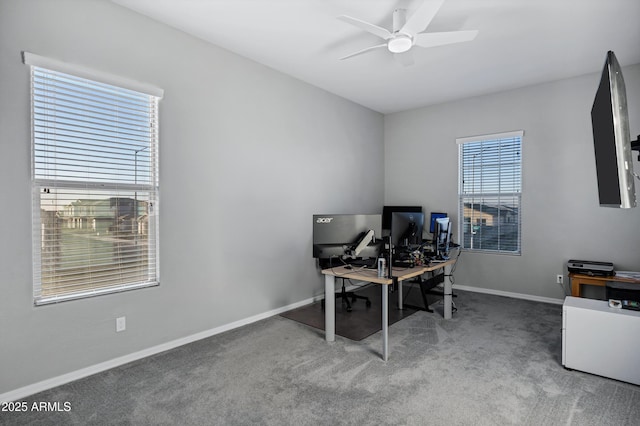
[389,8,412,53]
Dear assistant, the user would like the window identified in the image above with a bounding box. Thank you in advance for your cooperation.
[25,53,162,304]
[457,131,523,254]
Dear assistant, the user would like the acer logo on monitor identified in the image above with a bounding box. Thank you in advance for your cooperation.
[316,217,334,223]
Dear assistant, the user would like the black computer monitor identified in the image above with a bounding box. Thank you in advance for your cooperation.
[429,212,447,234]
[312,214,382,266]
[390,211,424,249]
[382,206,422,232]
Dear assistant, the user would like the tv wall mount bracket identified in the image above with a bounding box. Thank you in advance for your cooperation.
[632,135,640,181]
[632,135,640,160]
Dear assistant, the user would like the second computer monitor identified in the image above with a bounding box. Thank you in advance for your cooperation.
[391,211,424,249]
[429,212,448,234]
[382,206,422,233]
[434,216,452,259]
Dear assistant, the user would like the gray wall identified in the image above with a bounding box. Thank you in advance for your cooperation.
[0,0,384,394]
[385,64,640,300]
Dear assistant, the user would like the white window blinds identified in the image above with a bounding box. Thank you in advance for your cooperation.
[28,61,161,304]
[458,131,523,254]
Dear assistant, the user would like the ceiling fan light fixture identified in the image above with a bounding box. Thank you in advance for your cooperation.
[387,35,412,53]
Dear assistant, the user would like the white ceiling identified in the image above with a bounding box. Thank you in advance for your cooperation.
[111,0,640,114]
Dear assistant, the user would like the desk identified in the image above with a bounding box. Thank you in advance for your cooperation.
[568,272,640,297]
[321,257,457,361]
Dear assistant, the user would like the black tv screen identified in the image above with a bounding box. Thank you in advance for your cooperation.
[591,51,636,208]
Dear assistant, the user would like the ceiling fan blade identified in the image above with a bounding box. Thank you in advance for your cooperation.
[337,15,392,40]
[401,0,445,35]
[414,30,478,48]
[340,43,388,60]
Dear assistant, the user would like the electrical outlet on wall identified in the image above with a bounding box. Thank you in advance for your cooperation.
[556,274,564,284]
[116,316,126,332]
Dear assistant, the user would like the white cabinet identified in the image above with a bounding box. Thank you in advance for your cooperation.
[562,296,640,385]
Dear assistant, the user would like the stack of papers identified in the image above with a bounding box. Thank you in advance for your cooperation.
[615,271,640,280]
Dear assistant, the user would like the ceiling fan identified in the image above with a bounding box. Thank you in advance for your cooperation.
[338,0,478,61]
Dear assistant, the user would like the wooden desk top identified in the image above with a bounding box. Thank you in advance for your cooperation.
[568,271,640,297]
[320,265,393,285]
[568,272,640,284]
[321,257,457,284]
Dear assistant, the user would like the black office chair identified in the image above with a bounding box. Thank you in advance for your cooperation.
[321,278,372,312]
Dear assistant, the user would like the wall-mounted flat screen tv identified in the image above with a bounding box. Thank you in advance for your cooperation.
[591,50,636,208]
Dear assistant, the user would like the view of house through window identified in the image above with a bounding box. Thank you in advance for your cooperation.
[29,62,161,304]
[457,131,523,254]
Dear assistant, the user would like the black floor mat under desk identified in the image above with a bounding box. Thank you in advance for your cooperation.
[280,282,442,341]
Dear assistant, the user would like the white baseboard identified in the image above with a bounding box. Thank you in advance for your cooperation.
[453,284,565,305]
[0,295,317,403]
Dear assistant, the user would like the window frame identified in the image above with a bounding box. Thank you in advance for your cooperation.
[24,52,163,305]
[457,130,523,255]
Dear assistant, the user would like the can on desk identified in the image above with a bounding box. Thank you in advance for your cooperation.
[377,257,387,278]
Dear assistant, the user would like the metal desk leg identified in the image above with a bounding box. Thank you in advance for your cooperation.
[397,278,403,309]
[325,275,335,342]
[443,264,453,320]
[382,285,388,361]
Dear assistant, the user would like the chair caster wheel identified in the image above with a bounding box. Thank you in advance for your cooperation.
[347,306,352,312]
